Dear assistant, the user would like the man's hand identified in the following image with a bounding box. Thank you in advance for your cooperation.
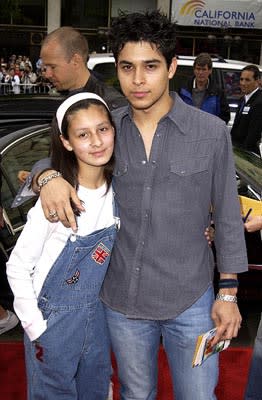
[211,300,242,345]
[244,215,262,233]
[39,176,85,231]
[211,272,241,345]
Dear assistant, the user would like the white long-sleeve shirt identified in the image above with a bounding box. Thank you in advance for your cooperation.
[7,184,114,341]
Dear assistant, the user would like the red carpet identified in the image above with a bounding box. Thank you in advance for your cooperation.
[0,342,252,399]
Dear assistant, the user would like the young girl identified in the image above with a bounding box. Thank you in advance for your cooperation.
[7,92,119,399]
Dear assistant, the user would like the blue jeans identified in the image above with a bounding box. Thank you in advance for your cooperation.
[105,286,218,400]
[245,313,262,399]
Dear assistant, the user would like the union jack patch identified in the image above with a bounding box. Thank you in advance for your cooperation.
[66,269,80,285]
[92,243,110,265]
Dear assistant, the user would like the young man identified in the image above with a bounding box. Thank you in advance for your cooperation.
[29,11,247,399]
[178,52,230,123]
[230,64,262,154]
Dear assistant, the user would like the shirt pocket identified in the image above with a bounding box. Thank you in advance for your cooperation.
[170,156,209,177]
[167,156,210,209]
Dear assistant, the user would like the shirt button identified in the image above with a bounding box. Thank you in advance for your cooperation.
[135,267,140,272]
[142,160,147,165]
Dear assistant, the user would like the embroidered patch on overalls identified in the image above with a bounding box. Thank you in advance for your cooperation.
[66,269,80,285]
[92,242,110,265]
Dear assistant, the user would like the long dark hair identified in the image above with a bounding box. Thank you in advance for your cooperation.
[50,98,115,191]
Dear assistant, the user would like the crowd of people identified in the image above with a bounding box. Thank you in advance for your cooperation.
[0,54,52,94]
[0,10,261,400]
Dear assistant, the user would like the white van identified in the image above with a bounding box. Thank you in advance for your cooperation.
[88,53,262,127]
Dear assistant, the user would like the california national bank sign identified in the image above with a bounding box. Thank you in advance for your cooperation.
[172,0,262,29]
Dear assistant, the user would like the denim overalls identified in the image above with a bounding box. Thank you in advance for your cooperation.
[24,198,119,400]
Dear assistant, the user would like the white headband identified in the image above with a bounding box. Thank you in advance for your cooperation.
[56,92,109,134]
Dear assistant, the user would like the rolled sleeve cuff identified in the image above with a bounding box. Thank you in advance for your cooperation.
[23,315,47,342]
[11,158,51,208]
[216,254,248,274]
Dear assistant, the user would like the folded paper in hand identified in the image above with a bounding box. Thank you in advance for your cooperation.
[192,328,230,367]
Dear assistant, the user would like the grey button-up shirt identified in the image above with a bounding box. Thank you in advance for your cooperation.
[100,93,248,320]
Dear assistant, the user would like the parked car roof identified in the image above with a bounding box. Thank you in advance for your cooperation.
[0,95,63,122]
[87,53,262,128]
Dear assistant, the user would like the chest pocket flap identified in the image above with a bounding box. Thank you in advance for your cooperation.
[170,156,209,177]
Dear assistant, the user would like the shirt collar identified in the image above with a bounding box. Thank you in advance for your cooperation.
[245,87,259,103]
[193,78,209,89]
[164,92,190,135]
[113,92,189,136]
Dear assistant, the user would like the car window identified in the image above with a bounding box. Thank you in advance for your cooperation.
[233,146,262,198]
[92,62,120,91]
[221,69,242,104]
[169,65,193,92]
[0,128,51,250]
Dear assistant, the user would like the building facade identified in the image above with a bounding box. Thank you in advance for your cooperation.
[0,0,261,67]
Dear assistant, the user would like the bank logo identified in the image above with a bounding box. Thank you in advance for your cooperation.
[180,0,205,16]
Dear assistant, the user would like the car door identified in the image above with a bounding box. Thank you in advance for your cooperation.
[0,125,51,257]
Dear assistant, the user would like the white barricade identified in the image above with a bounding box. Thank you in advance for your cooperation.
[0,82,51,95]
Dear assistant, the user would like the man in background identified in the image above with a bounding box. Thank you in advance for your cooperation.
[178,52,230,124]
[14,25,127,198]
[230,64,262,154]
[40,26,126,110]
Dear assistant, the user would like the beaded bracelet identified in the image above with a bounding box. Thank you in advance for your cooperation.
[218,279,239,289]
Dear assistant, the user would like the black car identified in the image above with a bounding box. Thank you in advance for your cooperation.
[0,96,261,304]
